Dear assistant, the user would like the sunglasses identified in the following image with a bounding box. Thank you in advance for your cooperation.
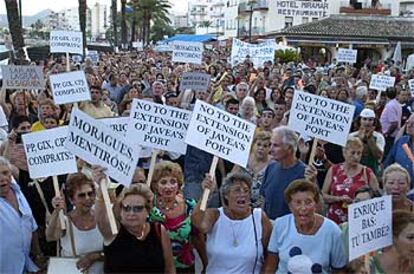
[77,191,96,199]
[121,204,145,213]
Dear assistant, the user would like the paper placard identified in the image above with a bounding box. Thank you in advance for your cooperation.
[288,90,355,146]
[172,41,203,65]
[127,99,191,154]
[50,71,91,105]
[65,109,140,186]
[22,127,77,179]
[50,31,83,55]
[348,196,393,261]
[86,50,99,64]
[369,74,396,91]
[179,72,211,92]
[1,65,45,90]
[231,38,276,68]
[47,257,82,274]
[408,79,414,97]
[0,106,8,127]
[337,48,358,64]
[185,100,255,167]
[100,117,129,136]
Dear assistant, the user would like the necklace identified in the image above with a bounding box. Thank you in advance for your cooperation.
[230,221,240,247]
[135,223,147,240]
[159,199,179,211]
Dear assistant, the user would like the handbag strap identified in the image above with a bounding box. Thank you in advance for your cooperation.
[67,217,78,257]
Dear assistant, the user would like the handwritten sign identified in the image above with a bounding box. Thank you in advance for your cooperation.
[337,48,358,64]
[65,109,140,185]
[172,41,203,65]
[348,196,392,261]
[185,100,255,167]
[369,75,396,91]
[288,90,355,146]
[231,38,276,68]
[179,72,211,92]
[22,127,77,179]
[50,31,83,55]
[50,71,91,105]
[1,65,45,90]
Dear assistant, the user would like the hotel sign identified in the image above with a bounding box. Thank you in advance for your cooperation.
[275,0,329,17]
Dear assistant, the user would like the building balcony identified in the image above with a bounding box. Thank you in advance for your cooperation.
[239,26,265,36]
[239,0,269,14]
[339,1,391,15]
[189,10,208,15]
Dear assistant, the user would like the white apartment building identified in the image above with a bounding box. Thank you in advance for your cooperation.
[188,0,225,35]
[224,0,400,38]
[90,2,109,40]
[174,14,189,28]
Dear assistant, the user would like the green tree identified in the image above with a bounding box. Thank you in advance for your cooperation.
[199,20,213,34]
[121,0,127,48]
[150,20,175,42]
[78,0,87,56]
[275,49,300,63]
[5,0,27,64]
[111,0,118,47]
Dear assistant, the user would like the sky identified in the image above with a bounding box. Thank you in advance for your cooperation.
[0,0,188,16]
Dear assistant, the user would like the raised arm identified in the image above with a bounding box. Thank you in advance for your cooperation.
[45,196,65,241]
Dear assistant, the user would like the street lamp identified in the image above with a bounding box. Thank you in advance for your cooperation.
[248,0,257,43]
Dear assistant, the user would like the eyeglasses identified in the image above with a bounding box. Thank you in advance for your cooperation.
[77,191,96,199]
[121,204,145,213]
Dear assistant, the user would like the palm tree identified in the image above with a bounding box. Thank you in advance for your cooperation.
[111,0,118,47]
[199,20,213,34]
[5,0,27,64]
[78,0,87,56]
[121,0,127,48]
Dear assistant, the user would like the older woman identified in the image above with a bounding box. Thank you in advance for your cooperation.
[322,137,380,224]
[192,172,272,274]
[263,179,347,274]
[383,164,413,212]
[150,161,207,273]
[93,166,175,273]
[46,173,104,273]
[369,210,414,273]
[240,96,257,123]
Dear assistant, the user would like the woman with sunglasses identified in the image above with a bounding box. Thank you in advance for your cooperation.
[46,173,104,274]
[92,165,175,274]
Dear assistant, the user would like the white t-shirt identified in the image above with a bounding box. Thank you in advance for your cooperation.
[349,131,385,152]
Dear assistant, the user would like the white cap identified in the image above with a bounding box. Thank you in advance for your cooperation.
[360,108,375,118]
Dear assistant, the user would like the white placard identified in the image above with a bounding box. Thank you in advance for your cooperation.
[100,117,129,136]
[172,41,203,65]
[50,31,83,55]
[50,71,91,105]
[1,65,45,90]
[288,90,355,146]
[65,109,140,185]
[48,257,82,274]
[408,79,414,97]
[86,50,99,64]
[348,196,393,261]
[22,127,77,179]
[337,48,358,64]
[179,72,211,92]
[369,74,396,91]
[231,38,276,68]
[0,106,8,127]
[127,99,191,154]
[185,100,255,167]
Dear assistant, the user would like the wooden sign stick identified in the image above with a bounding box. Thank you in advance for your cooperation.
[146,149,159,187]
[66,52,70,72]
[52,176,66,229]
[200,156,219,211]
[308,138,319,165]
[100,176,118,235]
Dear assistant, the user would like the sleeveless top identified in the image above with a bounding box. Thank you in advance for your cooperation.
[104,223,165,273]
[206,207,263,274]
[327,164,373,224]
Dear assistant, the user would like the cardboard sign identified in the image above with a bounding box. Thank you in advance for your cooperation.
[172,41,203,65]
[22,127,77,179]
[369,74,396,91]
[127,99,191,154]
[50,31,83,55]
[50,71,91,105]
[179,72,211,92]
[288,90,355,146]
[185,100,255,167]
[65,109,140,185]
[100,117,129,136]
[231,38,276,68]
[408,79,414,97]
[1,65,45,90]
[348,196,393,261]
[337,48,358,64]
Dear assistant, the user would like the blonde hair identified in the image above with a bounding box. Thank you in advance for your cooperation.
[345,136,363,151]
[383,163,410,187]
[150,161,184,193]
[118,183,154,211]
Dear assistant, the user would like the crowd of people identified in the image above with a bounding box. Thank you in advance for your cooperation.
[0,45,414,274]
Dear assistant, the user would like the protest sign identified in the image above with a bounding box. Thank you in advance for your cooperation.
[86,50,99,64]
[50,71,91,105]
[1,65,45,90]
[0,106,8,127]
[231,38,276,68]
[127,99,192,154]
[172,41,203,65]
[369,74,396,91]
[22,126,77,179]
[408,79,414,97]
[179,72,211,92]
[65,109,140,185]
[337,48,358,64]
[348,196,392,261]
[288,90,355,146]
[185,100,255,167]
[50,31,83,55]
[100,117,129,136]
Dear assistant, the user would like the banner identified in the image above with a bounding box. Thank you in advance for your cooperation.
[231,38,276,68]
[1,65,45,90]
[172,41,203,65]
[127,99,191,154]
[179,72,211,92]
[288,90,355,146]
[369,74,396,91]
[65,109,140,185]
[337,48,358,64]
[22,127,77,179]
[50,71,91,105]
[185,100,255,167]
[50,31,83,55]
[348,196,393,261]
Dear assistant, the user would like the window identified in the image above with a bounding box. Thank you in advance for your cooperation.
[302,17,309,23]
[312,17,318,22]
[285,16,293,28]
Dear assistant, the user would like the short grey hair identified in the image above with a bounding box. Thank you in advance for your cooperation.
[0,156,11,169]
[355,86,367,100]
[272,126,298,154]
[220,172,252,206]
[236,82,249,92]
